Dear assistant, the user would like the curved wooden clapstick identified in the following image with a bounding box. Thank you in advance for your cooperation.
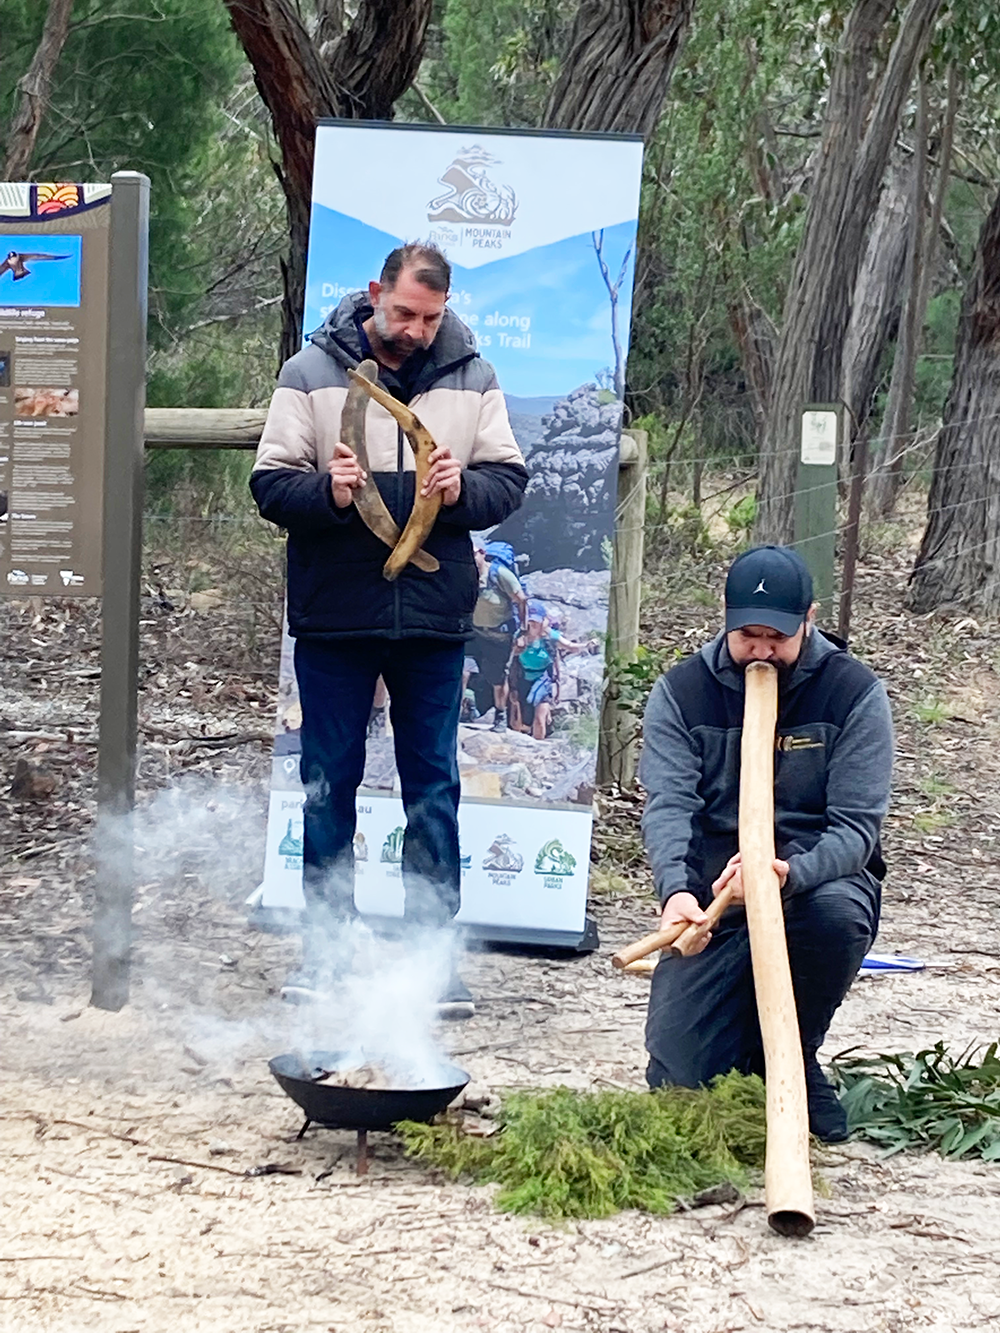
[341,362,438,574]
[741,661,814,1238]
[611,885,735,970]
[345,369,443,582]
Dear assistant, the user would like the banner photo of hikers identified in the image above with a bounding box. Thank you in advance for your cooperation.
[256,122,644,944]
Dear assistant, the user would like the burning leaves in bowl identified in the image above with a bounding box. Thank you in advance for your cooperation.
[313,1062,396,1091]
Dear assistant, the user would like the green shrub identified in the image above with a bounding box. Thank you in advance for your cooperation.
[399,1074,767,1219]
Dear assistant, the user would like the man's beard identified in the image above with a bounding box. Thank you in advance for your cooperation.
[372,307,424,360]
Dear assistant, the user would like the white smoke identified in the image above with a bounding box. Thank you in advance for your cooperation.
[93,777,463,1092]
[284,914,462,1088]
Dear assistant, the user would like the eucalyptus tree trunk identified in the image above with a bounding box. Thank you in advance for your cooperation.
[870,75,929,516]
[223,0,433,364]
[544,0,695,138]
[755,0,942,544]
[906,185,1000,614]
[3,0,75,177]
[841,152,912,465]
[871,64,958,516]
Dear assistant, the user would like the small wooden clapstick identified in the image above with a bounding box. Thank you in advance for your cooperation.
[611,885,736,970]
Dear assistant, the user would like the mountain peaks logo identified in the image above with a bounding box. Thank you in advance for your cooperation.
[483,834,524,874]
[427,146,517,227]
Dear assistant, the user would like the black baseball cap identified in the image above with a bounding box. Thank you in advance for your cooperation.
[725,545,813,637]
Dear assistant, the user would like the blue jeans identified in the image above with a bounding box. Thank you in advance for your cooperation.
[294,636,465,935]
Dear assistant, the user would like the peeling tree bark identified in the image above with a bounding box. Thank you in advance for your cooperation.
[544,0,695,138]
[755,0,942,544]
[3,0,76,179]
[906,185,1000,615]
[842,152,912,461]
[223,0,433,362]
[871,74,929,517]
[871,64,958,516]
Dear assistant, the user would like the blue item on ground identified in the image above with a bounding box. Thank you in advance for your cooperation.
[859,954,925,972]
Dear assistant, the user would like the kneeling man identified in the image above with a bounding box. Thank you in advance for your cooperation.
[641,545,893,1140]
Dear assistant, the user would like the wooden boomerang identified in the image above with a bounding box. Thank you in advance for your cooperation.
[341,361,438,574]
[346,369,443,583]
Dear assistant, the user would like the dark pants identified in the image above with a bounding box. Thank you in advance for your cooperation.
[294,636,465,938]
[645,875,879,1089]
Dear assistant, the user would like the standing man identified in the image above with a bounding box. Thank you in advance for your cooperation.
[251,243,528,1015]
[640,546,893,1140]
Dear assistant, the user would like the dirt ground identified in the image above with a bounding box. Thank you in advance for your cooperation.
[2,526,1000,1333]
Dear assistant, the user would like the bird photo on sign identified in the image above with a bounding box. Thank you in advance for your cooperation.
[0,233,82,306]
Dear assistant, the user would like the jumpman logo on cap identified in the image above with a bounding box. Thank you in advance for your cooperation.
[753,579,767,595]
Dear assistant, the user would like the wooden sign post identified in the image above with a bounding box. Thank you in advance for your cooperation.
[91,172,149,1012]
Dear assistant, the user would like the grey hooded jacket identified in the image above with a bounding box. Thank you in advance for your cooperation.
[639,629,893,907]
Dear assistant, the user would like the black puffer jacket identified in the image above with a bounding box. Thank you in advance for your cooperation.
[250,292,528,640]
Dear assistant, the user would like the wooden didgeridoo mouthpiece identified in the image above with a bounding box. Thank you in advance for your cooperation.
[741,661,815,1238]
[610,885,735,970]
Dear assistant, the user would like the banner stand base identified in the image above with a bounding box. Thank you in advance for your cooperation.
[246,900,599,955]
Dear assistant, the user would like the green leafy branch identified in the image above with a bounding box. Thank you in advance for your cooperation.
[399,1075,767,1219]
[832,1042,1000,1160]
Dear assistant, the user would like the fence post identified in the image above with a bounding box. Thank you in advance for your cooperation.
[91,172,149,1012]
[794,405,839,624]
[598,428,647,788]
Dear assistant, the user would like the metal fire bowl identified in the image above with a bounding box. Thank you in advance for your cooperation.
[268,1051,470,1131]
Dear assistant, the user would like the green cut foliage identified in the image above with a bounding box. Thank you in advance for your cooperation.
[398,1073,767,1219]
[832,1042,1000,1160]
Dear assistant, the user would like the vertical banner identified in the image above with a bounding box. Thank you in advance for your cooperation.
[0,183,112,596]
[257,123,644,946]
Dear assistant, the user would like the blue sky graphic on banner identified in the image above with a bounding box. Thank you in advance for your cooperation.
[305,209,637,398]
[257,124,644,944]
[0,233,82,306]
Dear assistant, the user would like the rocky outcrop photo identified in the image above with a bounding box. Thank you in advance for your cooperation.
[361,568,608,808]
[502,383,623,572]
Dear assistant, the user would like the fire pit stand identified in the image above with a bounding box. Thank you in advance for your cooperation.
[269,1051,470,1181]
[295,1117,370,1175]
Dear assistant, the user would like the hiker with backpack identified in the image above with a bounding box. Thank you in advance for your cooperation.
[509,600,602,739]
[471,540,528,732]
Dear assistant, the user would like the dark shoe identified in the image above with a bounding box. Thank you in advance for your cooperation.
[805,1056,848,1142]
[491,707,507,733]
[437,972,475,1021]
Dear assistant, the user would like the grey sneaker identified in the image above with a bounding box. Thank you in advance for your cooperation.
[279,970,331,1005]
[491,707,507,733]
[436,972,475,1021]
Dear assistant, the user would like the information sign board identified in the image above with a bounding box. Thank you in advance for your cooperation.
[0,182,111,596]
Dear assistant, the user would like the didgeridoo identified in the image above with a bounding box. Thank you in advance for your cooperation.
[610,885,735,969]
[345,369,443,582]
[340,361,438,574]
[741,661,814,1238]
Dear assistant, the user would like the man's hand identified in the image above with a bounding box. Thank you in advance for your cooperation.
[328,441,366,508]
[660,892,712,956]
[711,853,790,905]
[421,445,462,505]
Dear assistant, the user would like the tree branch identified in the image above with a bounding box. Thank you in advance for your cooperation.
[4,0,76,178]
